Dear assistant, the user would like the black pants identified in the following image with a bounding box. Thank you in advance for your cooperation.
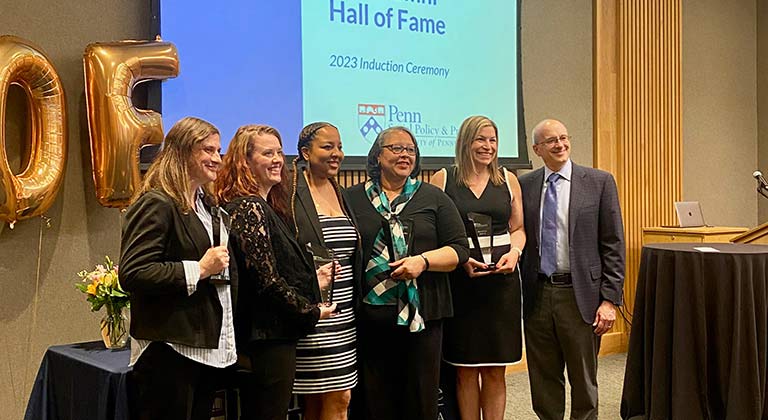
[129,342,222,420]
[357,305,443,420]
[238,340,297,420]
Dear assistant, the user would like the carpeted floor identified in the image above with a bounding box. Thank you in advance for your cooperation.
[504,353,627,419]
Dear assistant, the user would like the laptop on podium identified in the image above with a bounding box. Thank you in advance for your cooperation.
[674,201,707,227]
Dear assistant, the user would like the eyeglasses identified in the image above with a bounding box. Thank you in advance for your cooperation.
[536,135,571,147]
[382,144,417,156]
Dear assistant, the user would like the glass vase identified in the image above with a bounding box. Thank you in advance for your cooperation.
[100,305,129,349]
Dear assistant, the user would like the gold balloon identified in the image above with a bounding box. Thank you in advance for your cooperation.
[0,35,67,226]
[83,40,179,208]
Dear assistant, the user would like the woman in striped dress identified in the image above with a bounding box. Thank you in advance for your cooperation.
[289,122,361,419]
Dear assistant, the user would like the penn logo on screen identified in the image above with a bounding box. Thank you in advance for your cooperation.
[358,103,385,141]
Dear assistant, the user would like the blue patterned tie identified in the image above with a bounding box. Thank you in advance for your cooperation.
[540,172,560,276]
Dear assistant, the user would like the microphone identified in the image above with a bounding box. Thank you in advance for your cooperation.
[753,170,768,186]
[754,171,768,200]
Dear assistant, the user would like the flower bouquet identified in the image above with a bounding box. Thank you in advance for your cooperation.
[75,256,130,348]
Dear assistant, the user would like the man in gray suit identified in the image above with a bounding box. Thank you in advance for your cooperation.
[519,119,625,420]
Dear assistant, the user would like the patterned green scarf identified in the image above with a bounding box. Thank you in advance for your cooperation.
[363,177,425,332]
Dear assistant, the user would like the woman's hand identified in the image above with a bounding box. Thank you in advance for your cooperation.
[315,261,341,291]
[199,245,229,279]
[493,250,520,274]
[389,255,427,280]
[463,257,493,278]
[318,302,338,319]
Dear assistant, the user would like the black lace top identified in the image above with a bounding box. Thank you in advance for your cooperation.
[226,196,320,344]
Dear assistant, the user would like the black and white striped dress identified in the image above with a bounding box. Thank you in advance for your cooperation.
[293,215,358,393]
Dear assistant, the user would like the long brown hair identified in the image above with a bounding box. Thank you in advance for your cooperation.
[134,116,219,212]
[454,115,504,187]
[215,124,290,220]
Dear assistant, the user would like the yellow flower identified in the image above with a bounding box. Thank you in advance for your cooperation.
[103,272,116,287]
[86,282,98,296]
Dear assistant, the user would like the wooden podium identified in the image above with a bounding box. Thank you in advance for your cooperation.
[642,226,748,244]
[730,221,768,244]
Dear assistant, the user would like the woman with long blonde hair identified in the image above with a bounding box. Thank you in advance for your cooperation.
[430,115,526,420]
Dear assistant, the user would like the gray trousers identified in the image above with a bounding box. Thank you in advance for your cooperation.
[524,283,601,420]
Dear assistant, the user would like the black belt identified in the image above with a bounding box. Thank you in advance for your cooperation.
[538,272,572,285]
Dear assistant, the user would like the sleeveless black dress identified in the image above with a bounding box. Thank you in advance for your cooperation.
[442,167,523,365]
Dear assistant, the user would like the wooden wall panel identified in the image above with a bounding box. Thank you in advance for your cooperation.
[595,0,682,341]
[336,169,436,188]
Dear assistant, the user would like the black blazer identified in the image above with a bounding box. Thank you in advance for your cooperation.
[290,166,363,305]
[226,195,320,344]
[120,190,239,349]
[519,162,625,324]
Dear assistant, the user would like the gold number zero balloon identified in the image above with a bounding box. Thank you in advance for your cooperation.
[83,40,179,208]
[0,35,67,226]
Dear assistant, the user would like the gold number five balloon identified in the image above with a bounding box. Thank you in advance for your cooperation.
[0,35,67,227]
[84,40,179,208]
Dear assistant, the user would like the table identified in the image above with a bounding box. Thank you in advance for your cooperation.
[23,341,308,420]
[24,341,131,420]
[621,243,768,419]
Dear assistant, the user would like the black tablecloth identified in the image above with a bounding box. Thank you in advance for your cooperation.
[24,341,130,420]
[621,243,768,419]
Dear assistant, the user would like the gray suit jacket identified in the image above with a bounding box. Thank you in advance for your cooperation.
[519,162,625,324]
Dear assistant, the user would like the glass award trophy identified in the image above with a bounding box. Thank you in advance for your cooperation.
[400,219,416,257]
[305,242,335,304]
[381,218,415,279]
[466,212,495,271]
[209,206,231,284]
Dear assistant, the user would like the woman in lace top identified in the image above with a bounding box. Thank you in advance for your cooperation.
[215,124,335,420]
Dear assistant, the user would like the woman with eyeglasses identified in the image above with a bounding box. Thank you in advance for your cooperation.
[430,115,526,420]
[344,126,469,420]
[215,125,336,420]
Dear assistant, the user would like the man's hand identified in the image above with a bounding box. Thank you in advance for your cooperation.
[592,300,617,335]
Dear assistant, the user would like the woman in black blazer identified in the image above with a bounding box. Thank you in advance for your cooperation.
[120,117,237,420]
[289,122,362,419]
[215,124,336,420]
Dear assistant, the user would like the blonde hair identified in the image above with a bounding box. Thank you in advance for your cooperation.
[454,115,504,187]
[215,124,290,220]
[134,117,219,212]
